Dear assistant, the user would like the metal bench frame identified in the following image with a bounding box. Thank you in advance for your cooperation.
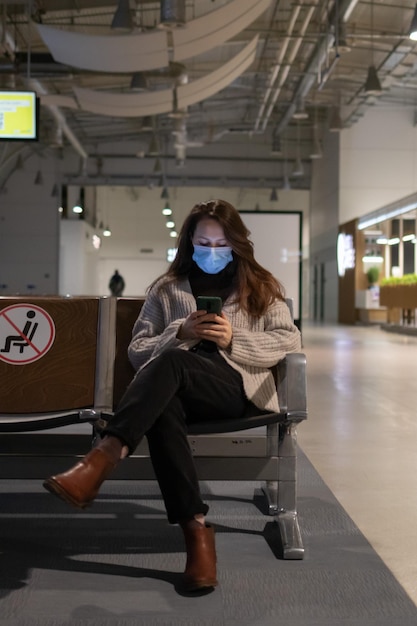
[0,296,307,559]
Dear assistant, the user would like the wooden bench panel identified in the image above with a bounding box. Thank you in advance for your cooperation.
[0,297,99,413]
[113,297,145,408]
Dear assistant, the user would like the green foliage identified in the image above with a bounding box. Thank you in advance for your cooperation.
[366,266,380,285]
[380,274,417,286]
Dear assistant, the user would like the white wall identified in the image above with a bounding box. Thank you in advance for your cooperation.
[340,106,417,223]
[96,185,309,298]
[241,212,302,319]
[0,166,310,300]
[99,258,169,297]
[59,220,100,295]
[0,154,60,295]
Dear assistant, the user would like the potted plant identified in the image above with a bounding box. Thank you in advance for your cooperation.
[366,266,380,289]
[380,274,417,309]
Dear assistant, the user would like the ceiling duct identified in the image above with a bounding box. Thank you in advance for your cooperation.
[160,0,186,28]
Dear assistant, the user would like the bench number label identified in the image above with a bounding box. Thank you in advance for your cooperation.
[0,303,56,365]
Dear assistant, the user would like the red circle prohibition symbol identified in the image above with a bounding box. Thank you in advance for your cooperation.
[0,303,56,365]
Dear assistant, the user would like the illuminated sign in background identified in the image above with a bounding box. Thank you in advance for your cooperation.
[337,233,356,277]
[0,92,37,140]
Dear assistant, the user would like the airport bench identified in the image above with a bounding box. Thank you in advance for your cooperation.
[0,295,307,559]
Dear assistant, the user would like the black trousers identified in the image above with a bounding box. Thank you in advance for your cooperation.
[103,346,249,523]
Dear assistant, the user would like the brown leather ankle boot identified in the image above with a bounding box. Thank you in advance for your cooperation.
[180,521,218,591]
[43,445,118,509]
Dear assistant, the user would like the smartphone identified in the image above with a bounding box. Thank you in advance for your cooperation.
[196,296,222,315]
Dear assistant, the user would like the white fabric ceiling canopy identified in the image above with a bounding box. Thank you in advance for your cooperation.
[177,36,259,109]
[172,0,270,62]
[35,0,270,73]
[43,37,259,118]
[36,24,168,73]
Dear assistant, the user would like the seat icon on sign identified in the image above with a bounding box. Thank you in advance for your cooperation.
[0,304,55,365]
[1,310,38,354]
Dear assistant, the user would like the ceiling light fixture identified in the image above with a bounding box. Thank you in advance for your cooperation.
[309,138,323,159]
[364,65,382,96]
[34,170,43,185]
[269,187,278,202]
[282,136,291,190]
[409,3,417,40]
[329,104,343,132]
[309,106,323,159]
[334,21,352,54]
[161,186,169,199]
[162,203,172,216]
[111,0,134,30]
[141,116,153,131]
[292,123,304,177]
[159,0,186,28]
[130,72,148,91]
[292,100,308,120]
[364,0,382,96]
[271,131,282,155]
[358,195,417,230]
[292,157,304,177]
[148,135,159,156]
[73,188,84,214]
[103,226,112,237]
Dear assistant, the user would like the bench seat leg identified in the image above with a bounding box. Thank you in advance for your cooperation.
[262,480,279,515]
[261,481,304,559]
[276,510,304,559]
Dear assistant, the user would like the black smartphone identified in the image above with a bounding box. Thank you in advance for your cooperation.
[196,296,222,315]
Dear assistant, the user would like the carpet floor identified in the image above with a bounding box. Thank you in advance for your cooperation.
[0,450,416,626]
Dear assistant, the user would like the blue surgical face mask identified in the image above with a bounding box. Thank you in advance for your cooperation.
[192,245,233,274]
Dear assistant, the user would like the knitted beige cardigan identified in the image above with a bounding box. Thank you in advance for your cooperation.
[128,277,301,412]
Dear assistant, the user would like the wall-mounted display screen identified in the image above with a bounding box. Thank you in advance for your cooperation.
[0,91,38,141]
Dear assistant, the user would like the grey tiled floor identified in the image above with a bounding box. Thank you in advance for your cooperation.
[299,322,417,606]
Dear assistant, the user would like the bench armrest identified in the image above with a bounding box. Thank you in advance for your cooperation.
[275,352,307,422]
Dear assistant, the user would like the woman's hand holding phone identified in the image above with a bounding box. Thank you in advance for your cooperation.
[195,311,232,349]
[177,296,232,349]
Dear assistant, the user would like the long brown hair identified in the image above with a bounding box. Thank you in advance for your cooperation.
[155,199,285,317]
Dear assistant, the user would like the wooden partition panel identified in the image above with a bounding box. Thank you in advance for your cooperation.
[0,297,99,413]
[113,298,145,408]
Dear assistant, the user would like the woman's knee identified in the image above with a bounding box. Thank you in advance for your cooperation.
[146,396,187,438]
[145,347,196,378]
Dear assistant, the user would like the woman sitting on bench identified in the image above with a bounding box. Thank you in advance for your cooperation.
[43,199,301,592]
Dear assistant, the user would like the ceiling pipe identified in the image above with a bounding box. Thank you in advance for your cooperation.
[63,173,310,190]
[28,79,88,161]
[254,3,301,131]
[261,3,317,132]
[274,32,334,136]
[256,0,362,136]
[342,0,360,23]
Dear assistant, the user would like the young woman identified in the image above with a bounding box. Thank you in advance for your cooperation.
[43,199,301,592]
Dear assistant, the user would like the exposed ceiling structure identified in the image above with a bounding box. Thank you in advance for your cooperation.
[2,0,417,192]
